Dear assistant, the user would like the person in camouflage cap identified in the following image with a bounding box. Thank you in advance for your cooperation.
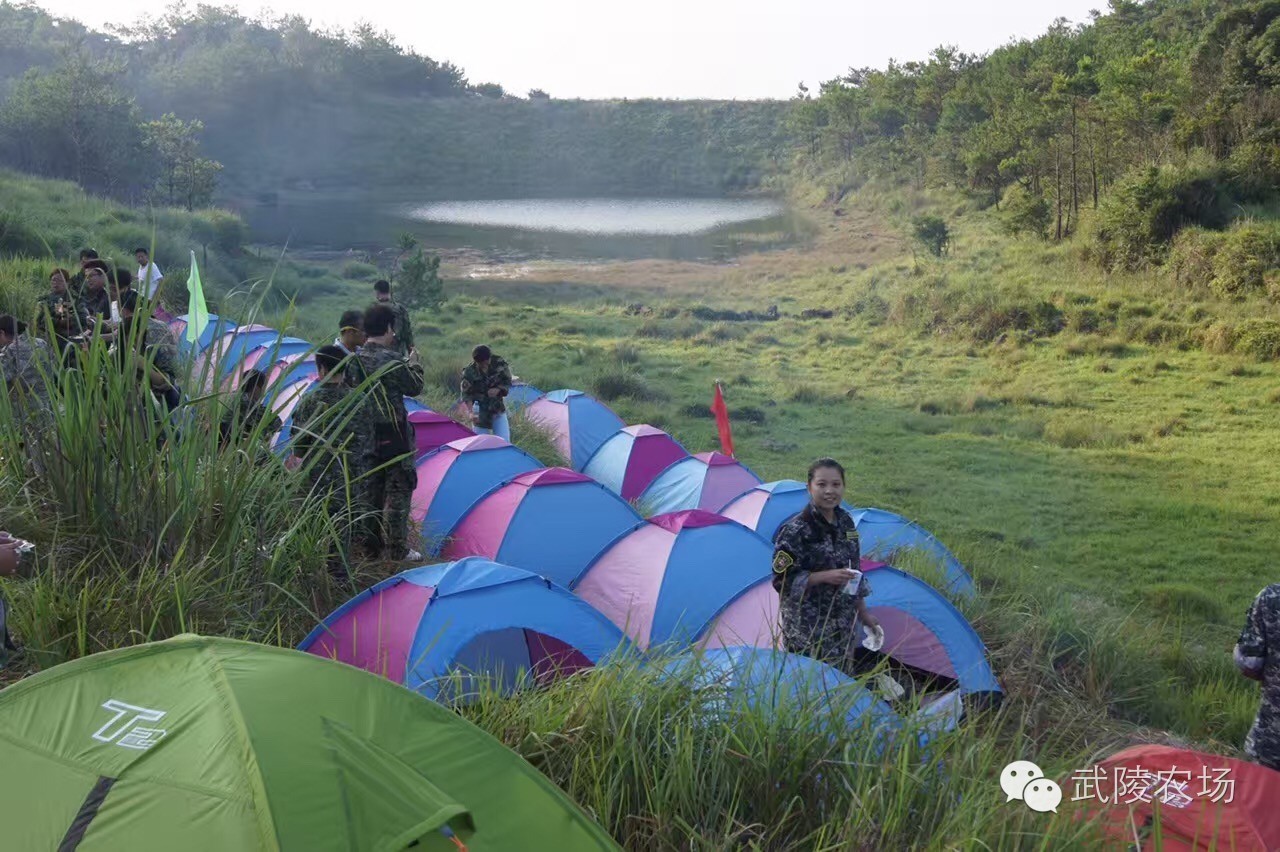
[373,280,413,357]
[772,458,881,680]
[218,369,282,455]
[348,303,425,561]
[460,344,512,440]
[0,315,55,472]
[292,345,374,577]
[1236,583,1280,771]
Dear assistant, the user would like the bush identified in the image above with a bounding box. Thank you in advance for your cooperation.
[589,367,663,402]
[0,210,48,258]
[1233,319,1280,360]
[911,214,951,258]
[1000,185,1051,239]
[1167,227,1223,292]
[1095,161,1229,271]
[341,261,378,280]
[1210,222,1280,298]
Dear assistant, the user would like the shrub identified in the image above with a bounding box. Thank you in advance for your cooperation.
[341,261,378,280]
[1167,227,1222,292]
[1233,319,1280,360]
[910,214,951,258]
[1095,161,1228,271]
[590,367,663,402]
[1000,185,1051,239]
[1210,222,1280,298]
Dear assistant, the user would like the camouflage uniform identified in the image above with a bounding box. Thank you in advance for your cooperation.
[460,354,512,429]
[291,380,373,571]
[0,335,56,471]
[772,504,871,677]
[80,287,111,323]
[348,341,424,559]
[1237,584,1280,771]
[35,292,89,353]
[379,298,414,356]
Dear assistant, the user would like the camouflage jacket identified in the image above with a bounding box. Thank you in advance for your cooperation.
[115,318,178,382]
[347,341,424,460]
[291,380,373,495]
[460,355,512,428]
[0,335,54,412]
[1237,584,1280,770]
[35,292,89,341]
[379,299,413,356]
[773,504,870,669]
[219,392,282,446]
[80,287,111,321]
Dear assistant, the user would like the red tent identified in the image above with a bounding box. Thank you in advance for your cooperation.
[1082,744,1280,851]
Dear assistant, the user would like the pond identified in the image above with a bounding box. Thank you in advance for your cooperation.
[242,195,805,261]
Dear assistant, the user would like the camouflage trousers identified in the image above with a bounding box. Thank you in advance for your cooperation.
[1245,716,1280,772]
[363,456,419,560]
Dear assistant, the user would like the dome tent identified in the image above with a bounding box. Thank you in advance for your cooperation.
[859,562,999,697]
[525,389,625,470]
[573,510,779,651]
[442,468,642,588]
[231,337,314,389]
[192,324,280,388]
[409,409,473,459]
[639,451,763,515]
[718,480,975,598]
[169,313,236,356]
[0,635,620,852]
[410,435,542,553]
[301,559,631,702]
[581,424,690,503]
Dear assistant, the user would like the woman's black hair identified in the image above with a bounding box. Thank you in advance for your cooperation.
[0,315,27,337]
[807,457,845,483]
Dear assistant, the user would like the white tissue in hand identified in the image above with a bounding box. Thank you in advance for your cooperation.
[862,624,885,652]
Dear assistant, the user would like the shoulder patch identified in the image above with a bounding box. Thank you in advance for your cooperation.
[845,528,858,541]
[773,550,795,574]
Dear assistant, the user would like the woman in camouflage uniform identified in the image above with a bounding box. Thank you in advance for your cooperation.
[771,458,882,678]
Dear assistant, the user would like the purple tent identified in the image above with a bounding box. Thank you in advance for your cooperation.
[638,451,764,515]
[524,389,625,470]
[299,558,631,701]
[410,435,542,551]
[573,510,779,652]
[442,468,642,587]
[408,410,473,458]
[581,424,690,503]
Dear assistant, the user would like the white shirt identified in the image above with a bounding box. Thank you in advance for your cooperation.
[137,262,164,298]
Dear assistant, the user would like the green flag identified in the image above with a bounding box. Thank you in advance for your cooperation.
[185,249,209,346]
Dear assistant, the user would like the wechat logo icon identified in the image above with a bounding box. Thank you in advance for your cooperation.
[1000,760,1063,813]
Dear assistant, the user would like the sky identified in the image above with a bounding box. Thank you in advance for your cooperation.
[36,0,1106,100]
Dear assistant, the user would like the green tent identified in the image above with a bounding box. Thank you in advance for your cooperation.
[0,635,619,851]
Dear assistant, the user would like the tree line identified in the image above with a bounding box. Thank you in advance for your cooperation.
[790,0,1280,279]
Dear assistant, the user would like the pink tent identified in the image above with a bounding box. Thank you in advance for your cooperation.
[581,424,690,502]
[524,389,625,470]
[572,510,778,651]
[408,410,473,458]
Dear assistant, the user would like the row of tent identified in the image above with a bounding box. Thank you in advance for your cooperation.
[2,314,1278,848]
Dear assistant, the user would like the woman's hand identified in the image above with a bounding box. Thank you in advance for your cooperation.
[861,611,880,632]
[812,567,860,586]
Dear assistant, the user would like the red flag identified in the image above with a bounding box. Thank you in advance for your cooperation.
[710,382,735,457]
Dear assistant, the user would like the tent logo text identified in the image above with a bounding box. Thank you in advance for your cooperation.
[92,699,168,750]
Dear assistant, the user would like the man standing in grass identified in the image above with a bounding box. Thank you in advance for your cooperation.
[349,304,424,561]
[460,345,512,440]
[1236,584,1280,771]
[372,280,413,357]
[292,345,372,577]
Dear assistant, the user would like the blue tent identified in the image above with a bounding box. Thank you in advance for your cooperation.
[241,337,314,376]
[525,389,626,470]
[412,435,543,552]
[404,397,429,414]
[860,563,1000,697]
[443,468,643,588]
[719,480,974,598]
[299,558,631,701]
[506,382,544,410]
[658,646,899,732]
[638,452,763,516]
[172,313,236,357]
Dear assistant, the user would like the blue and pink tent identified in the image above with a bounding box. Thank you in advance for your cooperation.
[858,561,999,697]
[442,468,642,588]
[582,425,690,503]
[573,510,778,651]
[639,451,763,515]
[232,336,314,388]
[719,480,974,598]
[525,389,625,469]
[299,558,630,701]
[170,313,236,356]
[410,435,542,551]
[408,409,472,459]
[193,324,280,385]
